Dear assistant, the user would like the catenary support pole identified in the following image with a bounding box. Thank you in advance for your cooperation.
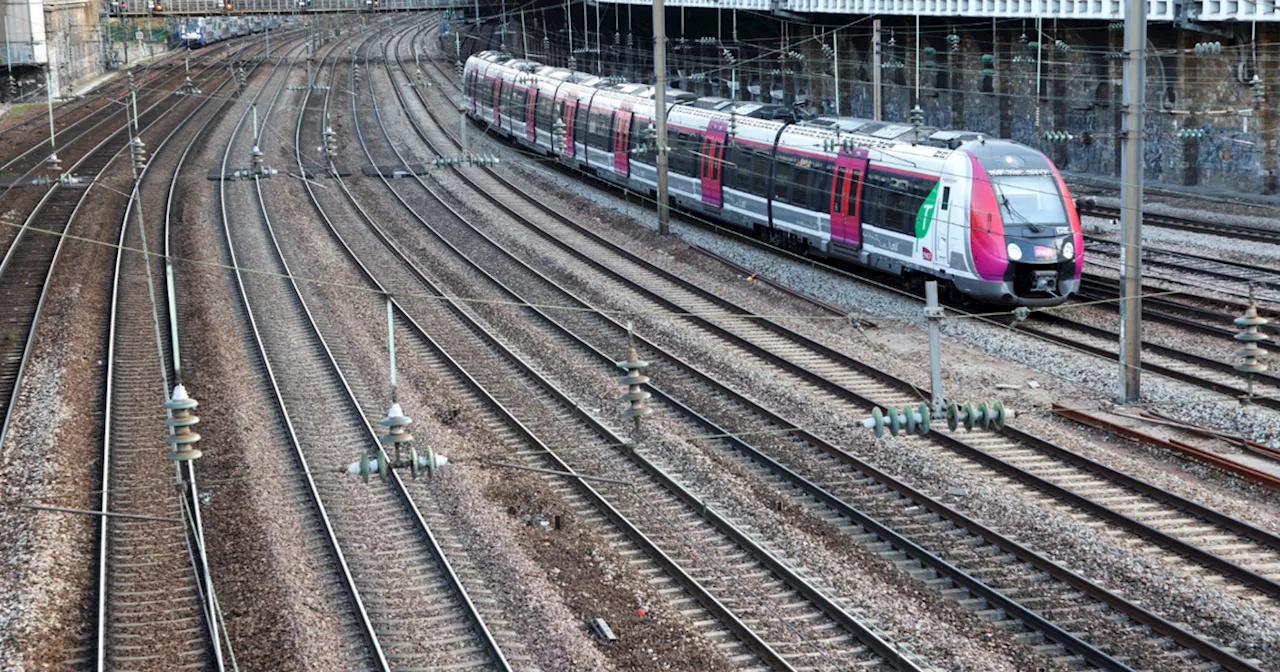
[460,102,468,153]
[654,0,669,236]
[45,70,57,157]
[833,27,840,115]
[1035,17,1043,135]
[914,14,920,104]
[925,281,944,415]
[1118,0,1145,403]
[872,20,882,121]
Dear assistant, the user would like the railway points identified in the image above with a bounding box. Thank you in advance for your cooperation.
[4,5,1280,672]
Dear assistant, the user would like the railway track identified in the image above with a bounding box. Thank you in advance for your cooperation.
[406,35,1277,669]
[91,37,259,670]
[299,23,937,671]
[214,25,512,671]
[389,20,1198,665]
[0,44,243,458]
[1084,239,1280,307]
[1076,274,1280,346]
[0,54,187,176]
[1076,200,1280,246]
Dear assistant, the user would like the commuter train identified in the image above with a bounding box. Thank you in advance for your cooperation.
[172,15,282,47]
[463,51,1084,306]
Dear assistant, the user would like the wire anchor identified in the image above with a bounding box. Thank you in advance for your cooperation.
[1234,301,1269,402]
[164,384,202,461]
[617,321,652,450]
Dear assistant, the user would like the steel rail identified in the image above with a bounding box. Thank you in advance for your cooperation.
[0,43,253,456]
[217,31,392,671]
[1084,239,1280,297]
[315,29,514,671]
[318,23,912,671]
[411,49,1272,671]
[1002,312,1280,412]
[96,40,252,669]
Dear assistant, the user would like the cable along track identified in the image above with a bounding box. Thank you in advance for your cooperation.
[301,22,937,672]
[406,35,1275,670]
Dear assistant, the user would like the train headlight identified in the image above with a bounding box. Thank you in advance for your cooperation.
[1006,242,1023,261]
[1061,240,1075,260]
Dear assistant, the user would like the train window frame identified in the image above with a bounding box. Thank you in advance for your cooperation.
[630,117,653,163]
[940,186,951,211]
[575,99,589,151]
[773,152,833,214]
[537,92,556,134]
[862,169,939,235]
[669,131,702,177]
[587,105,614,153]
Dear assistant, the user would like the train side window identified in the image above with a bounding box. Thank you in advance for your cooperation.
[630,118,652,162]
[750,149,772,197]
[809,160,834,213]
[940,186,951,211]
[575,102,589,148]
[721,143,739,190]
[670,132,701,177]
[537,94,555,133]
[512,88,527,121]
[774,157,795,202]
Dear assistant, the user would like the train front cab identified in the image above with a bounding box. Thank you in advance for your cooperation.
[954,141,1082,306]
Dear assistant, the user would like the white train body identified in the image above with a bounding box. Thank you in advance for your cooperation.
[464,51,1084,306]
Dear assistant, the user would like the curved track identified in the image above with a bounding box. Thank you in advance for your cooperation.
[306,22,934,672]
[0,44,244,456]
[407,28,1275,670]
[92,38,259,672]
[216,23,511,671]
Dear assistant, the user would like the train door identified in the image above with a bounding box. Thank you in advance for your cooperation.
[830,148,867,247]
[613,106,632,176]
[700,120,728,207]
[526,88,537,142]
[491,77,502,126]
[560,99,577,159]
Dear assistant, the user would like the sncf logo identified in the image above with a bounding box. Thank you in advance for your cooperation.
[922,247,933,262]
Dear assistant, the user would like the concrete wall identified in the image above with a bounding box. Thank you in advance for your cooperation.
[44,0,105,95]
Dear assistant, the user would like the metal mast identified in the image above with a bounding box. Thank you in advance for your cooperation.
[654,0,669,235]
[1118,0,1146,402]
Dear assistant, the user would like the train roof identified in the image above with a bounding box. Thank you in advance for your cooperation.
[468,52,1034,161]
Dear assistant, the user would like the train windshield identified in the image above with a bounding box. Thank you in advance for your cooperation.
[991,174,1067,227]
